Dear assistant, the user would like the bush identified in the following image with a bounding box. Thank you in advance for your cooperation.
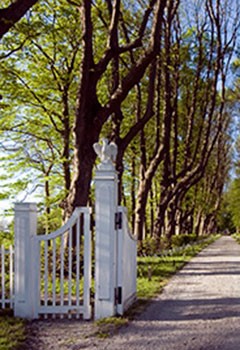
[137,237,159,256]
[171,233,197,247]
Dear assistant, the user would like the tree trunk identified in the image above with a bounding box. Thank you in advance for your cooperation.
[131,148,136,231]
[65,0,170,214]
[44,178,51,235]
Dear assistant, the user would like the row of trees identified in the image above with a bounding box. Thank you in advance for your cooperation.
[222,134,240,234]
[0,0,240,249]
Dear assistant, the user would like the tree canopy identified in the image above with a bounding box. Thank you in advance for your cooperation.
[0,0,240,250]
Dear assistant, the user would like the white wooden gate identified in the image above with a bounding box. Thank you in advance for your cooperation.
[116,206,137,315]
[34,207,92,319]
[12,139,137,320]
[14,203,92,320]
[94,139,137,319]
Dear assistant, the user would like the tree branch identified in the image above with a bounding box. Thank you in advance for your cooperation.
[94,0,159,79]
[95,0,168,127]
[0,0,38,39]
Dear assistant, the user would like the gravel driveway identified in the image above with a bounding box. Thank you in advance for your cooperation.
[24,236,240,350]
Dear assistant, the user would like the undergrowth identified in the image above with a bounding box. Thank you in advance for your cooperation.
[232,233,240,244]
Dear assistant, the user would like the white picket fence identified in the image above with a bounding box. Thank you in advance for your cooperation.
[0,245,14,309]
[0,140,137,320]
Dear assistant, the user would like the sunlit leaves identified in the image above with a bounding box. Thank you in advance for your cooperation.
[0,0,82,221]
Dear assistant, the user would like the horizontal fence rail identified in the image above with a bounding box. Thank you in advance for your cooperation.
[35,207,92,320]
[0,245,14,309]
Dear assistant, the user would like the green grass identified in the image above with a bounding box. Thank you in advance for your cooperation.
[232,233,240,244]
[95,317,128,338]
[137,255,184,299]
[136,235,219,301]
[0,310,26,350]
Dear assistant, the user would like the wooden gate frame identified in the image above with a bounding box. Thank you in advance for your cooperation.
[14,204,92,320]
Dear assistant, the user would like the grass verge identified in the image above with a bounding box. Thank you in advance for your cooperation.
[232,233,240,244]
[137,235,219,298]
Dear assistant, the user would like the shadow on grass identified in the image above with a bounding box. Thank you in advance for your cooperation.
[0,309,46,350]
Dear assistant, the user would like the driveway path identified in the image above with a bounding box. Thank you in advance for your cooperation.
[26,236,240,350]
[94,236,240,350]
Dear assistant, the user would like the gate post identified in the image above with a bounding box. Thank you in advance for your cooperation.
[14,203,38,319]
[94,139,118,319]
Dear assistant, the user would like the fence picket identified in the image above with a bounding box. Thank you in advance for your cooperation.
[52,239,56,311]
[1,245,5,309]
[84,209,91,319]
[68,227,73,319]
[76,216,80,318]
[44,240,48,319]
[9,245,14,308]
[60,234,64,318]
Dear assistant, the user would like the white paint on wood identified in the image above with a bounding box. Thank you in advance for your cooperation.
[52,239,56,307]
[1,245,5,309]
[60,234,64,309]
[11,152,137,320]
[14,203,38,319]
[33,207,92,320]
[0,245,14,308]
[94,168,118,320]
[76,216,80,315]
[9,245,14,308]
[116,206,137,315]
[44,240,48,310]
[83,208,92,320]
[68,227,73,319]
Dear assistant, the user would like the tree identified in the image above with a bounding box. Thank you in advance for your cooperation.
[65,0,169,215]
[151,0,239,244]
[133,0,179,241]
[0,1,81,222]
[226,178,240,233]
[0,0,239,250]
[0,0,38,39]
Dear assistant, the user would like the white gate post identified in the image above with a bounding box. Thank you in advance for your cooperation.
[94,139,118,319]
[14,202,38,319]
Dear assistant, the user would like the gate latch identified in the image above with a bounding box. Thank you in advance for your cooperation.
[114,286,122,305]
[115,212,122,230]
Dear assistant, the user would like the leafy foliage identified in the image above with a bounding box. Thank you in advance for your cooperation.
[0,0,239,247]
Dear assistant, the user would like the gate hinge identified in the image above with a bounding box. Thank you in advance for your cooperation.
[114,286,122,305]
[115,212,122,230]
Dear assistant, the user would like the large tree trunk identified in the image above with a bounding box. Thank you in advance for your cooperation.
[65,0,169,214]
[64,1,100,214]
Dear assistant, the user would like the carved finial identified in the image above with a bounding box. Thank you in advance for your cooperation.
[93,138,118,169]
